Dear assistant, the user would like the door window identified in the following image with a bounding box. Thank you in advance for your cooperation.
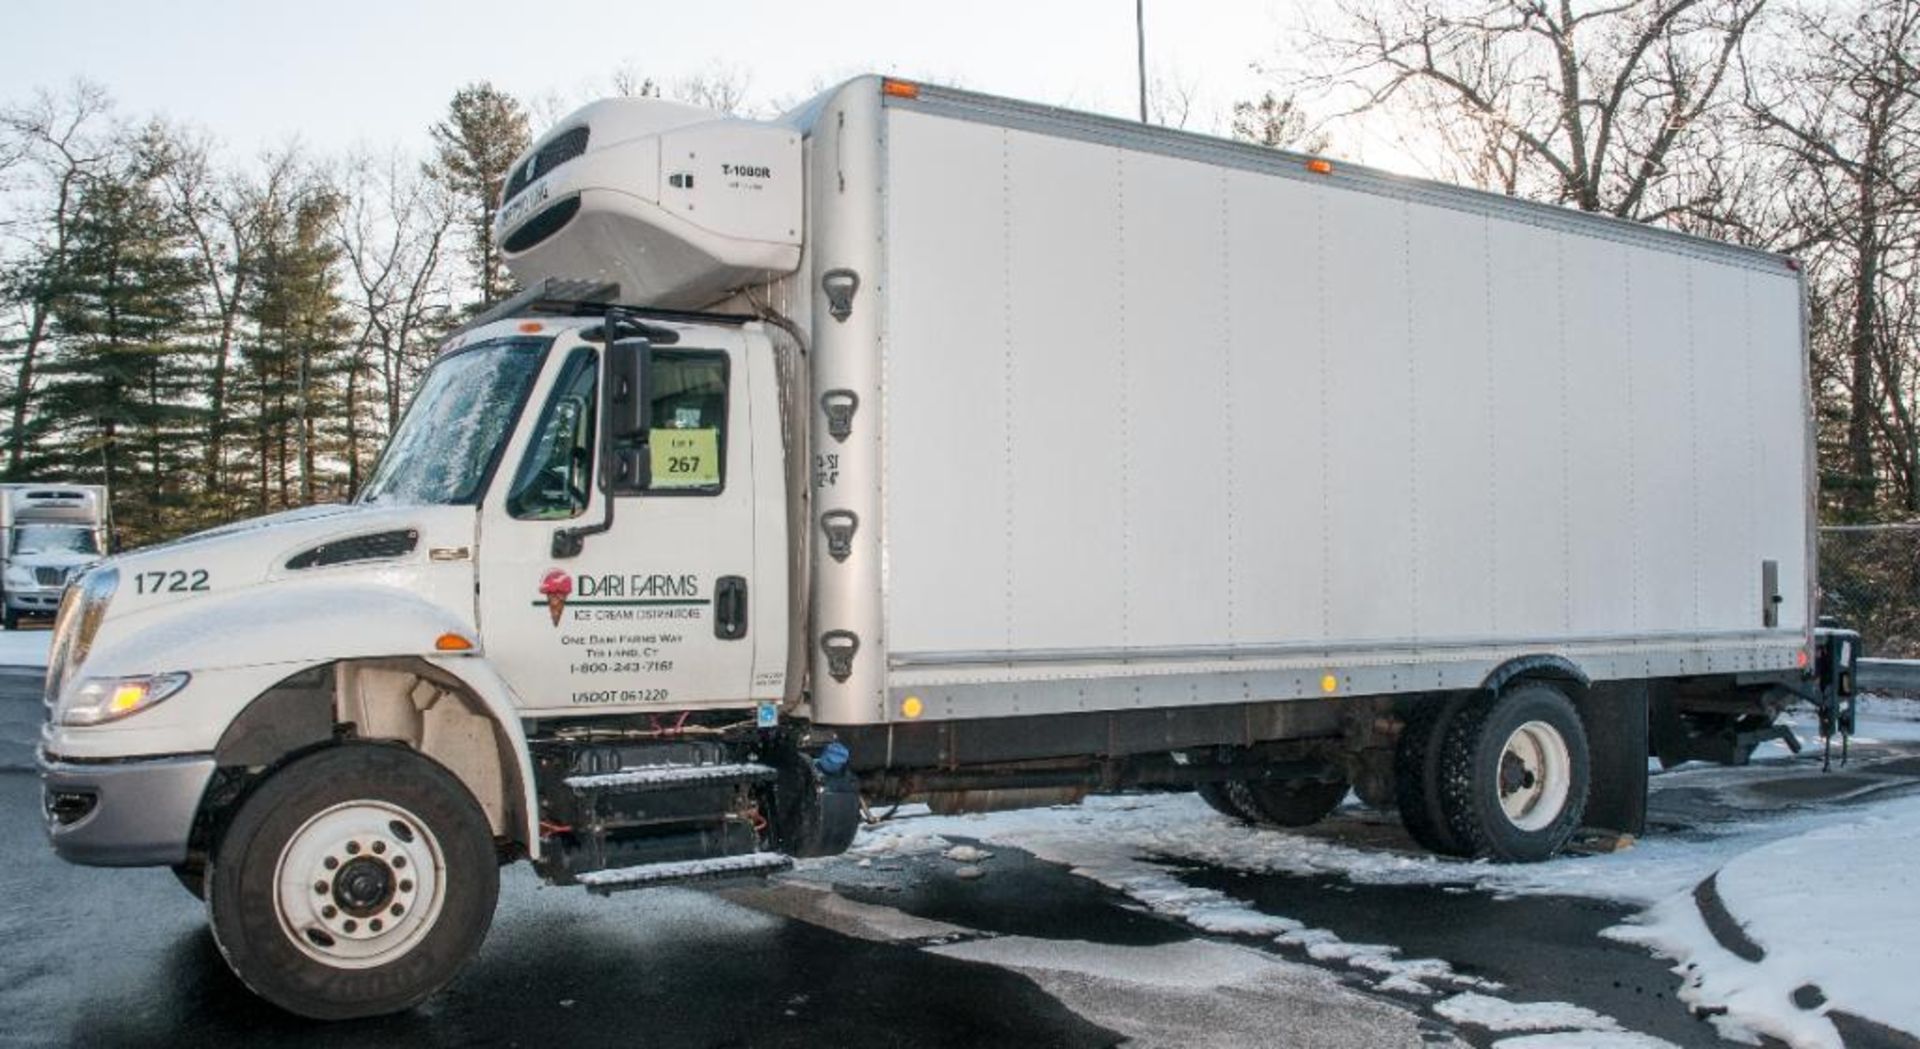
[646,351,729,494]
[507,348,597,520]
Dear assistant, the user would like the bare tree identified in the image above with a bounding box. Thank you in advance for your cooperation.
[156,124,262,506]
[672,66,753,115]
[0,79,115,478]
[1747,0,1920,517]
[1231,91,1331,153]
[332,148,457,486]
[1146,67,1201,129]
[1297,0,1767,221]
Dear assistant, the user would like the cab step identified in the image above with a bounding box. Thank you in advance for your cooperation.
[577,851,795,895]
[564,761,777,795]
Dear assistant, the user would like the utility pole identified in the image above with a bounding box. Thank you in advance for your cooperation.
[1136,0,1148,122]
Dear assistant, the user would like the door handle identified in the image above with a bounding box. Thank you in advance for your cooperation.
[714,575,748,641]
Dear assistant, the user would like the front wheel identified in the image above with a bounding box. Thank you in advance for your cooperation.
[206,744,500,1020]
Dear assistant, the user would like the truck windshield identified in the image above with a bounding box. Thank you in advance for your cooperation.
[12,524,99,557]
[359,336,550,505]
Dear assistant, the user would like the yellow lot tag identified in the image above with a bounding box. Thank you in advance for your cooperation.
[650,428,720,488]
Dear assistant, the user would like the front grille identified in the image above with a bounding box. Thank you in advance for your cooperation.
[502,126,590,207]
[285,529,419,570]
[33,567,68,587]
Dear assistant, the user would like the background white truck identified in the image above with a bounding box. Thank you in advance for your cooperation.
[2,483,107,630]
[38,77,1855,1020]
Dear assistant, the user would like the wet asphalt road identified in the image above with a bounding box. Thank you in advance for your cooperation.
[6,656,1918,1048]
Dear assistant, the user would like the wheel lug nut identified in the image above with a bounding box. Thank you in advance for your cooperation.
[393,856,407,869]
[345,841,360,855]
[399,879,413,893]
[343,919,358,933]
[370,919,384,933]
[372,841,386,854]
[390,904,404,917]
[314,881,328,894]
[323,857,338,870]
[322,905,337,919]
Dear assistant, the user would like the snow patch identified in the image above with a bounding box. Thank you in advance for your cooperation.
[855,798,1494,996]
[1610,794,1920,1048]
[1492,1033,1681,1049]
[1434,991,1623,1033]
[0,629,51,667]
[930,936,1463,1048]
[942,844,992,863]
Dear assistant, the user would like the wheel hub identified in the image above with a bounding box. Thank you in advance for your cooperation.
[1496,720,1572,832]
[332,856,395,916]
[274,801,445,969]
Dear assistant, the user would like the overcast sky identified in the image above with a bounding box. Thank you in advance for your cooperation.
[5,0,1317,157]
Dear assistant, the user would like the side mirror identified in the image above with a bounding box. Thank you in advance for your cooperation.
[601,338,652,495]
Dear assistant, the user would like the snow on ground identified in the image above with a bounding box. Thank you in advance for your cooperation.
[1433,991,1624,1033]
[856,796,1656,1037]
[928,936,1469,1049]
[1611,794,1920,1048]
[854,707,1920,1046]
[0,629,50,667]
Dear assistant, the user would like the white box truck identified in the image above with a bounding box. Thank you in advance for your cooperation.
[38,77,1853,1019]
[2,483,107,629]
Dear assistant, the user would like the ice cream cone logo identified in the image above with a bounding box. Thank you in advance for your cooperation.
[539,569,573,627]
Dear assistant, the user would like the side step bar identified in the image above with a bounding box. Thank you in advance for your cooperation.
[577,851,796,895]
[564,762,777,794]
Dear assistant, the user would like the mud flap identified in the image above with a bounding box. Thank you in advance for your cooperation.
[1574,680,1649,837]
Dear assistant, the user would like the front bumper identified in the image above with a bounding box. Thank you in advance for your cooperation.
[39,750,215,866]
[6,589,61,616]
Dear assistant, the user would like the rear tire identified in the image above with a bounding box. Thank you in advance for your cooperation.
[1394,694,1474,856]
[1437,684,1590,863]
[1198,778,1349,827]
[1196,782,1259,821]
[206,744,499,1020]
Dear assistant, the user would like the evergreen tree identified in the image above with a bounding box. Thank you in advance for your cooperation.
[35,128,204,544]
[428,82,529,306]
[238,174,353,511]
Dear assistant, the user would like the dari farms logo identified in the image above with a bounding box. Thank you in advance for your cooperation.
[538,569,572,626]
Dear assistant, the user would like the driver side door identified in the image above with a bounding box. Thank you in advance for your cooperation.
[476,338,757,713]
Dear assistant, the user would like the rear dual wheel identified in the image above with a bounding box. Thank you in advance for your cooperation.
[1399,684,1589,863]
[1198,777,1350,828]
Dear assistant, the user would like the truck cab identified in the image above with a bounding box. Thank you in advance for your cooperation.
[2,485,107,629]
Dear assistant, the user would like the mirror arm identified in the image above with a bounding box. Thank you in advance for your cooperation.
[551,481,614,559]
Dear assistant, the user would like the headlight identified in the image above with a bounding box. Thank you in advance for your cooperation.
[3,566,29,588]
[58,672,190,727]
[46,566,117,701]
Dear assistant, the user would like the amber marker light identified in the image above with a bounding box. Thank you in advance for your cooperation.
[1305,159,1334,175]
[882,79,920,99]
[1797,649,1810,668]
[436,633,475,652]
[517,322,544,334]
[109,683,149,715]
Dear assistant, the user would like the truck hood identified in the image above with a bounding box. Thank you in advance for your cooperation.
[70,501,481,680]
[10,549,98,572]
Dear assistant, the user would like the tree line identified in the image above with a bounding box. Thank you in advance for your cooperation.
[2,2,1917,549]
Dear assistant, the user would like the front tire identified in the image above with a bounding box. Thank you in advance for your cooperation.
[206,744,499,1020]
[1438,684,1590,863]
